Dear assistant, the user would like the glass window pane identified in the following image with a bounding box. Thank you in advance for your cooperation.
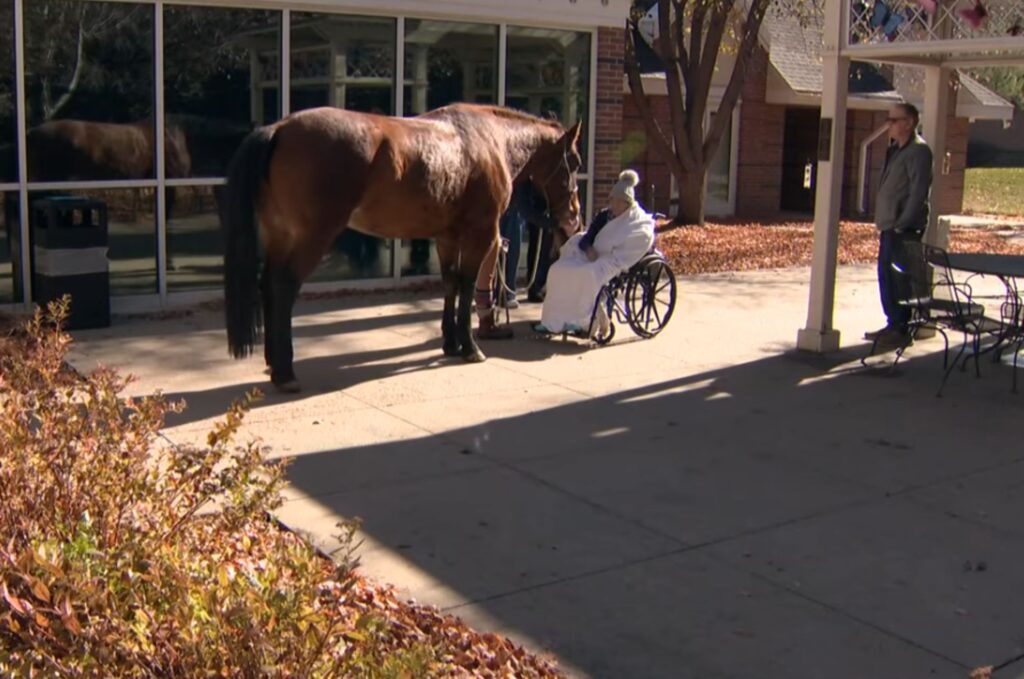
[167,185,222,292]
[403,19,497,115]
[292,13,396,282]
[24,2,155,181]
[29,189,156,297]
[506,27,590,166]
[401,19,497,277]
[164,6,280,178]
[309,230,394,282]
[708,113,731,205]
[1,0,16,182]
[0,191,19,303]
[291,13,395,115]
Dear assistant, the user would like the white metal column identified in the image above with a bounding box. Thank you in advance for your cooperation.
[281,10,291,117]
[497,24,507,106]
[155,2,167,302]
[797,0,849,353]
[392,16,405,282]
[922,65,951,249]
[14,0,30,309]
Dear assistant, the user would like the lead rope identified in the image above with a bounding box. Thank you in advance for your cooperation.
[494,224,547,323]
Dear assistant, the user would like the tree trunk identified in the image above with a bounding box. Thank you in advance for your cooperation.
[673,166,706,226]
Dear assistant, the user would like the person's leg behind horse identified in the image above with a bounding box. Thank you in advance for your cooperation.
[527,223,553,303]
[474,233,513,341]
[496,209,524,308]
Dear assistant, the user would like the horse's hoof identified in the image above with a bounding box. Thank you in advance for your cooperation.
[461,348,486,363]
[272,378,301,393]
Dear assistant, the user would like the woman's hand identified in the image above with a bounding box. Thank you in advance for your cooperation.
[585,246,598,262]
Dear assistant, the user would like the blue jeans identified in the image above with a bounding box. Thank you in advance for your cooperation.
[878,229,921,331]
[498,209,524,300]
[526,222,553,297]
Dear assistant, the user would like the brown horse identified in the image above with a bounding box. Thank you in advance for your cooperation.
[221,103,582,392]
[26,119,191,181]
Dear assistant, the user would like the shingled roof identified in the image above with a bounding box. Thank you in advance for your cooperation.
[633,1,1011,118]
[761,10,899,96]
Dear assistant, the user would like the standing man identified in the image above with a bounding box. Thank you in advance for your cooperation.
[865,102,933,347]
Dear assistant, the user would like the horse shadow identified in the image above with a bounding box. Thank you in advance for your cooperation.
[159,330,590,430]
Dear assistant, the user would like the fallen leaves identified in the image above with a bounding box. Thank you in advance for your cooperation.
[654,220,1024,276]
[339,574,566,677]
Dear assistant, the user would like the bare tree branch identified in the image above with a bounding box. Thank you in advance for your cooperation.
[704,0,769,160]
[687,0,710,89]
[670,0,690,76]
[656,0,696,171]
[625,25,687,180]
[46,21,86,120]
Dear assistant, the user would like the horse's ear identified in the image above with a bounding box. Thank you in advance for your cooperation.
[562,121,582,147]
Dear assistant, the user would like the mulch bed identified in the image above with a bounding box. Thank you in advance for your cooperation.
[655,219,1024,276]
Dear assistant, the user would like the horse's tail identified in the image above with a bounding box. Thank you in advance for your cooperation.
[222,125,277,359]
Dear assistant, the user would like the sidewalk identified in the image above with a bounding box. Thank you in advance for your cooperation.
[69,265,1024,679]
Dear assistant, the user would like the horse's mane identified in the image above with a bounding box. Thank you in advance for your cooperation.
[430,103,564,132]
[486,106,564,131]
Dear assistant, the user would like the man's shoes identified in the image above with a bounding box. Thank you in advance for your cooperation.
[864,326,891,340]
[500,295,520,310]
[526,291,545,304]
[476,314,514,340]
[874,327,914,348]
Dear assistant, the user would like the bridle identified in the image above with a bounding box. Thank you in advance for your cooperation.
[532,143,579,230]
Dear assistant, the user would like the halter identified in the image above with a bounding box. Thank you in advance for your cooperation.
[533,143,578,229]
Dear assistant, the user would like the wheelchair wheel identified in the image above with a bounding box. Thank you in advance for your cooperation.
[626,258,676,338]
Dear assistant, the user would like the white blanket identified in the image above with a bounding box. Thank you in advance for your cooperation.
[541,204,655,333]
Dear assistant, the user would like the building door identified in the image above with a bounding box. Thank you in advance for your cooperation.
[780,107,820,213]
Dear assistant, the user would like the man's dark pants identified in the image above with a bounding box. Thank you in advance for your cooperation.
[878,228,923,332]
[526,222,553,299]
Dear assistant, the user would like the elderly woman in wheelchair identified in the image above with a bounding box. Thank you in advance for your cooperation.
[534,169,656,337]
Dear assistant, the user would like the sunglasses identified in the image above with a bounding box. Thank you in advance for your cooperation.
[886,116,910,123]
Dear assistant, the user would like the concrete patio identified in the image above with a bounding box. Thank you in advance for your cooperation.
[68,264,1024,679]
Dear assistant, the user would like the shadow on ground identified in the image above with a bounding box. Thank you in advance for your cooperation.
[261,345,1024,679]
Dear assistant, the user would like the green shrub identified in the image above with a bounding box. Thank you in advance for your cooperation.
[0,300,435,677]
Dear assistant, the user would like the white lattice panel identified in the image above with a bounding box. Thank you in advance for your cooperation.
[848,0,1024,45]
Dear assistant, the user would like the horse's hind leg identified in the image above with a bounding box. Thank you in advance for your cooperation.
[436,240,461,356]
[263,260,301,392]
[260,261,275,371]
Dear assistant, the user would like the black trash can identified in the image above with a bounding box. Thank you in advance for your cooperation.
[31,196,110,330]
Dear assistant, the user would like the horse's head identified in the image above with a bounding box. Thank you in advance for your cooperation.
[529,121,583,240]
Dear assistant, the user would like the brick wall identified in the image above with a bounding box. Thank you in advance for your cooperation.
[621,94,675,215]
[844,109,889,215]
[609,39,969,220]
[735,46,785,218]
[592,26,626,216]
[941,116,969,216]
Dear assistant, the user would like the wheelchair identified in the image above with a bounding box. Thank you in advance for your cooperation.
[587,247,677,345]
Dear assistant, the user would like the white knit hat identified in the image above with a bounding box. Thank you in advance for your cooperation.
[610,169,640,205]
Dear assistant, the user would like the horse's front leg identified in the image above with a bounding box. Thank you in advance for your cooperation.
[441,268,460,356]
[457,273,485,363]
